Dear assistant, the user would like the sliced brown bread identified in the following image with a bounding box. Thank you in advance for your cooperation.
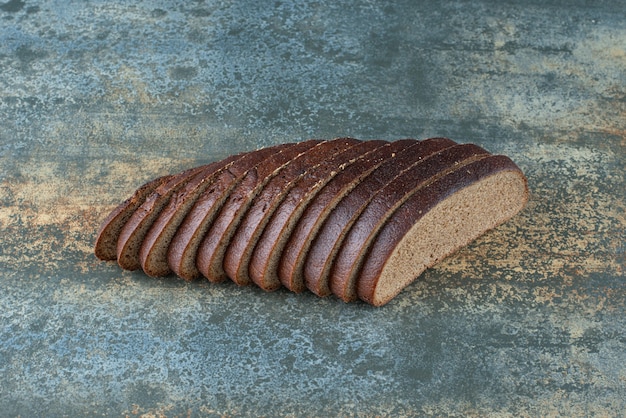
[196,139,323,282]
[94,174,172,261]
[304,138,463,297]
[357,155,529,306]
[278,138,456,293]
[116,165,210,271]
[167,143,294,281]
[223,138,362,287]
[95,137,528,306]
[248,139,388,291]
[138,153,244,277]
[328,143,491,302]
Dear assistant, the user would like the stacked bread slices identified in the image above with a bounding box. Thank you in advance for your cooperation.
[95,137,529,306]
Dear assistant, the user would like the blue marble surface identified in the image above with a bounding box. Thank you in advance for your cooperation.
[1,0,624,416]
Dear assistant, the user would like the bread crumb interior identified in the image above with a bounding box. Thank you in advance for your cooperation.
[374,170,528,305]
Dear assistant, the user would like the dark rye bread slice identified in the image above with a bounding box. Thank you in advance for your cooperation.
[357,155,529,306]
[167,143,294,281]
[94,174,172,261]
[196,139,323,282]
[116,165,210,270]
[249,139,389,291]
[223,138,362,287]
[278,138,456,293]
[328,143,491,302]
[138,153,244,277]
[304,138,463,297]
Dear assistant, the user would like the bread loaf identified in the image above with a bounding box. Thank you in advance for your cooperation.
[94,138,528,306]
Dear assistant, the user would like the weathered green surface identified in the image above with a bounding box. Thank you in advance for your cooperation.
[1,1,624,416]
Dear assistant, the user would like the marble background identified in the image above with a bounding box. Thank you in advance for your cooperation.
[1,0,624,416]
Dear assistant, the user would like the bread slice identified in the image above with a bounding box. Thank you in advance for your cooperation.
[328,143,491,302]
[116,165,209,270]
[94,174,172,261]
[138,153,244,277]
[167,143,294,281]
[304,138,462,297]
[223,138,362,287]
[277,138,456,293]
[357,155,529,306]
[248,139,388,291]
[196,139,322,282]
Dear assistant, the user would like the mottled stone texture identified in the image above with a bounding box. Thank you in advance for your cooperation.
[1,0,624,416]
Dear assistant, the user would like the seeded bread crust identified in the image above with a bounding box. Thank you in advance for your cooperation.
[329,144,490,302]
[196,139,323,283]
[95,174,172,261]
[139,153,243,277]
[248,139,388,291]
[167,143,293,281]
[224,138,361,287]
[116,165,210,270]
[357,155,529,306]
[304,138,458,296]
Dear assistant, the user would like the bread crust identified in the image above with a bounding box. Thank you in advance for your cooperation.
[246,139,388,291]
[224,138,362,287]
[167,143,292,281]
[273,140,415,293]
[304,138,458,296]
[116,165,210,270]
[329,143,490,302]
[139,153,243,277]
[94,174,172,261]
[357,155,529,306]
[196,140,322,283]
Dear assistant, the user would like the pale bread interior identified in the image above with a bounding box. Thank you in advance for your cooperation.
[372,170,529,306]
